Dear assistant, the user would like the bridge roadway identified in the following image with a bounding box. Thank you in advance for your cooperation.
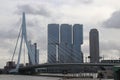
[19,63,120,71]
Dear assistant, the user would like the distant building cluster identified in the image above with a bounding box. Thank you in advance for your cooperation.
[48,24,83,63]
[47,23,101,64]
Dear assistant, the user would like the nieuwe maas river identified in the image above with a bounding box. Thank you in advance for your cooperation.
[0,75,60,80]
[0,75,114,80]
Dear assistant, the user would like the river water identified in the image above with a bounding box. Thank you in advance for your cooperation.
[0,75,114,80]
[0,75,60,80]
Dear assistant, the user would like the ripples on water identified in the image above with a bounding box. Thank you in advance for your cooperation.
[0,75,60,80]
[0,75,113,80]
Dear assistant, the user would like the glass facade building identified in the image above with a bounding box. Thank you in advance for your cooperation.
[47,24,83,63]
[73,24,83,63]
[58,24,72,63]
[48,24,59,63]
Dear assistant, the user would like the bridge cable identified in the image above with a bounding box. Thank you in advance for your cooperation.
[23,39,26,65]
[48,33,83,63]
[11,27,22,61]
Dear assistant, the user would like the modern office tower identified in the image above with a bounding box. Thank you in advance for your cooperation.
[89,29,99,63]
[28,41,39,65]
[73,24,83,44]
[48,45,57,63]
[60,24,72,44]
[36,49,39,64]
[28,41,35,65]
[48,24,59,44]
[34,43,39,64]
[58,24,72,63]
[47,23,84,63]
[48,24,59,63]
[73,24,83,63]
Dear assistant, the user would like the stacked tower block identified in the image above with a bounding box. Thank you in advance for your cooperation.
[47,24,83,63]
[48,24,59,63]
[73,24,83,63]
[58,24,72,63]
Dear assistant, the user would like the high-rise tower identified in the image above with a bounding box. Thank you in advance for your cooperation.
[73,24,83,63]
[48,24,59,63]
[58,24,72,63]
[89,29,99,63]
[47,23,84,63]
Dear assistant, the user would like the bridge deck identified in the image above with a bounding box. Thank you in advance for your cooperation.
[19,63,120,70]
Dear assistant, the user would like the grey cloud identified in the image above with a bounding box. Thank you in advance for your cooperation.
[46,0,93,5]
[100,41,120,51]
[37,37,47,51]
[0,19,38,42]
[36,26,47,51]
[27,19,39,27]
[82,44,89,55]
[100,41,120,59]
[16,4,51,17]
[103,10,120,28]
[80,0,93,4]
[0,40,10,49]
[0,29,18,40]
[84,36,89,40]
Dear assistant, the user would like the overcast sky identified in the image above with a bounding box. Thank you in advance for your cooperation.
[0,0,120,68]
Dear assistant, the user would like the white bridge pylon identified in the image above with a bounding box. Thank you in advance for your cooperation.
[11,12,36,72]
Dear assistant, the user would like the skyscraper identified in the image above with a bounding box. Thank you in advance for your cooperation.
[89,29,99,63]
[73,24,83,45]
[58,24,72,63]
[48,24,59,63]
[28,41,39,65]
[47,23,84,63]
[73,24,83,63]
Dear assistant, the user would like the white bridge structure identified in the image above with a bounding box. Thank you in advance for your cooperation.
[10,12,39,73]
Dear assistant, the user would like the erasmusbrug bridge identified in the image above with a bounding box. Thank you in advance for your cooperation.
[7,12,119,75]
